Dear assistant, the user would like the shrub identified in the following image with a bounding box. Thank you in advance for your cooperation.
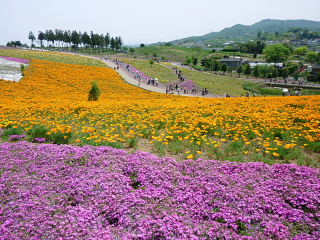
[27,125,49,140]
[48,132,72,145]
[88,81,101,101]
[3,127,24,137]
[20,65,25,76]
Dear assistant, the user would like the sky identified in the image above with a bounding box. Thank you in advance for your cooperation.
[1,0,320,46]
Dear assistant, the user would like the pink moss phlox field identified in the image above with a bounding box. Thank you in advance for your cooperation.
[0,56,30,64]
[0,142,319,239]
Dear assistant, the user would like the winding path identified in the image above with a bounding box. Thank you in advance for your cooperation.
[102,58,213,97]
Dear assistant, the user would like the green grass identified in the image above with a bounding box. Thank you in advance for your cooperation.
[122,59,178,83]
[243,82,283,96]
[173,66,248,96]
[243,82,320,96]
[112,45,211,62]
[121,58,248,96]
[0,49,105,67]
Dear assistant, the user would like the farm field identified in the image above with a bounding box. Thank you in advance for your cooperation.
[0,50,320,239]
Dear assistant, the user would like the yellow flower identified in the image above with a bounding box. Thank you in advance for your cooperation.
[187,154,193,159]
[272,152,280,158]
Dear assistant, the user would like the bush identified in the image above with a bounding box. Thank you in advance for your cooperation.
[3,127,24,137]
[243,82,282,96]
[20,64,26,76]
[88,81,101,101]
[48,132,72,145]
[27,125,49,140]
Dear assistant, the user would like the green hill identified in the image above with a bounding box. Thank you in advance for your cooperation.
[171,19,320,45]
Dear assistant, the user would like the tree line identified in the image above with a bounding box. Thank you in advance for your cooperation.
[26,30,123,51]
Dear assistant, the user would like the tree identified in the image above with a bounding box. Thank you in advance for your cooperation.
[192,56,198,66]
[6,41,22,47]
[149,60,155,67]
[220,64,227,75]
[48,30,55,47]
[38,31,45,47]
[253,66,259,78]
[243,64,251,77]
[236,66,242,77]
[280,68,289,81]
[306,51,320,64]
[115,36,123,50]
[63,30,71,48]
[104,33,110,49]
[88,82,101,101]
[71,31,81,48]
[28,31,36,46]
[110,37,116,51]
[294,46,308,56]
[140,43,145,47]
[81,32,91,48]
[263,44,290,65]
[212,61,220,73]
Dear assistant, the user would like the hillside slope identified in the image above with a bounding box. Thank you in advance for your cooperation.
[171,19,320,44]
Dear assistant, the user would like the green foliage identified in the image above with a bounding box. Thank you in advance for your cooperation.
[128,138,138,148]
[48,132,72,145]
[294,46,308,56]
[20,64,26,76]
[243,82,282,96]
[253,66,259,78]
[243,64,251,77]
[88,81,101,101]
[236,66,242,76]
[263,44,290,63]
[239,40,265,54]
[220,64,227,74]
[27,125,49,140]
[2,127,24,137]
[149,60,155,67]
[306,51,320,64]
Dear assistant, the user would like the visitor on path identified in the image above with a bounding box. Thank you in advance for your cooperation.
[246,92,250,97]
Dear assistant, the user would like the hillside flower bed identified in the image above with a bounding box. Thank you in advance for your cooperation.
[0,56,30,64]
[0,58,319,165]
[0,141,319,239]
[0,49,105,67]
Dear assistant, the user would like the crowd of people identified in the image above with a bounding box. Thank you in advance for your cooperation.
[173,67,185,82]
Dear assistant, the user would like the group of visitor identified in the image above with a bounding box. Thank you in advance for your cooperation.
[147,78,159,86]
[173,67,185,82]
[201,88,209,96]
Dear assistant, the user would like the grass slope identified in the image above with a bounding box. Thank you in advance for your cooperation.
[112,45,211,62]
[122,59,178,83]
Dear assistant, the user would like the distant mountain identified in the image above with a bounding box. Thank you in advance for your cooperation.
[171,19,320,45]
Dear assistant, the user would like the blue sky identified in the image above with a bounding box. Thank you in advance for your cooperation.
[1,0,320,45]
